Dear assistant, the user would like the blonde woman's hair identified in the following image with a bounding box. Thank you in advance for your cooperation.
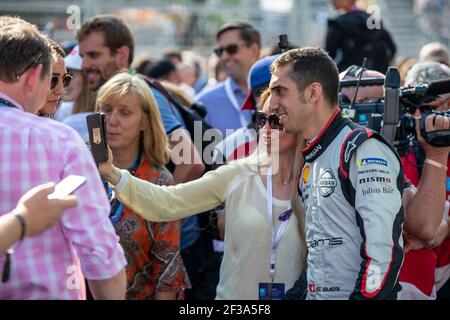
[95,72,170,166]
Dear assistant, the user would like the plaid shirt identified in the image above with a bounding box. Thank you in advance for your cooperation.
[0,93,126,299]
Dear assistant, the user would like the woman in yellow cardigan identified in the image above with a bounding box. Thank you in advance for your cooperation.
[100,90,306,300]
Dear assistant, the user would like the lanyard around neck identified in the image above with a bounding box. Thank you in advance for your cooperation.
[224,77,248,128]
[266,167,292,282]
[0,98,19,109]
[109,153,142,226]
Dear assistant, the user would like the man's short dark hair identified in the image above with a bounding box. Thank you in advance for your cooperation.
[216,21,261,48]
[271,47,340,106]
[77,14,134,65]
[0,18,52,83]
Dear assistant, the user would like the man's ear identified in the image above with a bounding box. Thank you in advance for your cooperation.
[249,43,261,60]
[24,64,44,95]
[308,82,323,103]
[116,45,130,69]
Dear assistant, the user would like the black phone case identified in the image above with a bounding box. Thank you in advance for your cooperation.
[86,113,108,164]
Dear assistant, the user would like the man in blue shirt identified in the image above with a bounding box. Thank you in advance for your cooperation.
[195,21,261,138]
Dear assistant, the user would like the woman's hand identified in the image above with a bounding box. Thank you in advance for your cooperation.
[98,146,121,185]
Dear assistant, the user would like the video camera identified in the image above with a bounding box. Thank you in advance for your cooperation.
[339,67,450,156]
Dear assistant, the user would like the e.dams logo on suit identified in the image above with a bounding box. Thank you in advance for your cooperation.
[318,169,337,197]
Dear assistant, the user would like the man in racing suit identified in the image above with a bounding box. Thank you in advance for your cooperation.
[269,48,404,299]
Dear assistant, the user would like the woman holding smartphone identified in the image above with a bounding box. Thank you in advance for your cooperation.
[96,72,189,300]
[99,88,307,300]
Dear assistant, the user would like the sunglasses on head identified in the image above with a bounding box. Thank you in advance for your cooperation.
[213,43,241,57]
[50,73,73,90]
[15,51,46,80]
[255,111,283,130]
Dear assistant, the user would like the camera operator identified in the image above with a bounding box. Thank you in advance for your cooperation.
[340,62,450,299]
[339,66,385,103]
[399,61,450,299]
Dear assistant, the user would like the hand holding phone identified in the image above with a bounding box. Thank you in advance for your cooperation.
[48,175,86,200]
[87,113,108,165]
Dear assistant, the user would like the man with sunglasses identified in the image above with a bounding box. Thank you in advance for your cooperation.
[0,17,127,300]
[269,48,404,299]
[195,21,260,138]
[212,54,279,165]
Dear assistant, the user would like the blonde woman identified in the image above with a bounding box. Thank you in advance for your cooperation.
[96,72,190,300]
[99,89,306,300]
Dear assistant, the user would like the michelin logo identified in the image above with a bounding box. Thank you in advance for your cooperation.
[358,158,388,167]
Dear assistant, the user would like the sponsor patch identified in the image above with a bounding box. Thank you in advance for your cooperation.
[318,169,337,197]
[344,132,362,162]
[302,165,310,184]
[358,158,388,167]
[359,176,391,184]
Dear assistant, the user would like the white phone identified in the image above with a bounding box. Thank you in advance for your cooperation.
[48,175,87,200]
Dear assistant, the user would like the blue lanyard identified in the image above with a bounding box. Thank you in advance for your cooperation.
[108,153,142,226]
[0,98,19,109]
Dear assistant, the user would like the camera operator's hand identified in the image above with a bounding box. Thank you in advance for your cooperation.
[98,146,122,186]
[415,112,450,158]
[403,218,449,253]
[403,230,426,253]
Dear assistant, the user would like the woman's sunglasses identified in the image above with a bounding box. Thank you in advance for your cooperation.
[255,111,283,130]
[50,73,73,90]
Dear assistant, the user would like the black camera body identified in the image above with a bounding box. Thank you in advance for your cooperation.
[397,110,450,151]
[340,68,450,156]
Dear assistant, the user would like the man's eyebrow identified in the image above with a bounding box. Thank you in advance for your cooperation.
[82,50,100,56]
[269,84,286,91]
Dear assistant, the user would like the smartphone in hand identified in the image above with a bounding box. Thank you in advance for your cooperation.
[86,113,108,165]
[48,175,86,200]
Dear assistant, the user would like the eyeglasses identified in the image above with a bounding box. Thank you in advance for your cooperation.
[213,43,241,57]
[255,111,283,130]
[15,51,46,80]
[50,73,73,90]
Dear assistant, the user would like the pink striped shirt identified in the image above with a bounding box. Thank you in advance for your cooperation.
[0,93,126,299]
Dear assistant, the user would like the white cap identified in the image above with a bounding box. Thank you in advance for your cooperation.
[64,45,82,71]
